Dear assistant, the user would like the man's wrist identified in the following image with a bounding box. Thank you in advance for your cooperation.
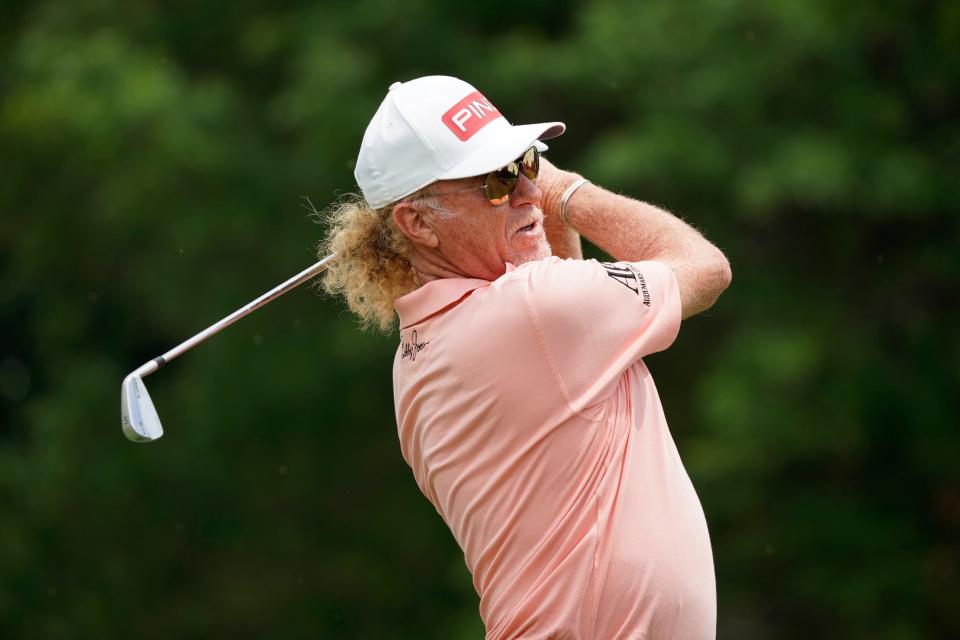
[539,160,584,224]
[558,178,590,225]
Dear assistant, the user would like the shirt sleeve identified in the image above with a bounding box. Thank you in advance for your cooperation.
[524,257,681,415]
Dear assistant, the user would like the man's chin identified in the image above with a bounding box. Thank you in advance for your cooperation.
[509,240,552,266]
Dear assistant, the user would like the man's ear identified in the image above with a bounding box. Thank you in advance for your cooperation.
[392,199,439,248]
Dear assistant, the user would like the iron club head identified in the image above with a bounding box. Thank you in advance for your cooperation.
[121,373,163,442]
[118,255,336,443]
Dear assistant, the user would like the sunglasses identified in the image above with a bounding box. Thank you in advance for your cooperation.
[417,146,540,206]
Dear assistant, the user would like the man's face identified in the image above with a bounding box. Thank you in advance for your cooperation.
[417,170,552,280]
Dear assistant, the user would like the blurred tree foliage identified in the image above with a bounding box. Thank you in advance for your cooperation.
[1,0,957,638]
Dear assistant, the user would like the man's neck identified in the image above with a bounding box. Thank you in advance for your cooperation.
[410,249,503,286]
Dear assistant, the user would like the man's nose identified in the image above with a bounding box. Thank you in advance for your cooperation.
[510,173,542,208]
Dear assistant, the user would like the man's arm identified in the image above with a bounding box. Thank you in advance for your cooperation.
[539,158,732,319]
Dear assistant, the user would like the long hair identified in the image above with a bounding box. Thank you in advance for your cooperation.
[313,193,418,333]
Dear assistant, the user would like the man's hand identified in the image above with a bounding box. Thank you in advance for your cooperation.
[538,157,584,260]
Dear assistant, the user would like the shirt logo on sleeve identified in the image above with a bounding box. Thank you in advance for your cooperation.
[601,262,651,307]
[400,330,430,361]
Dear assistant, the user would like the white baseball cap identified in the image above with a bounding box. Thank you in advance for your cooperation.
[354,76,565,209]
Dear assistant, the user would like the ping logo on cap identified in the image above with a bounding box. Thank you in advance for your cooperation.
[441,91,502,141]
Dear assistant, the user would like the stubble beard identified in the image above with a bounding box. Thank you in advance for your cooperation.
[508,237,552,267]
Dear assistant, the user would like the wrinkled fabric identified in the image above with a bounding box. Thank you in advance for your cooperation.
[392,257,715,639]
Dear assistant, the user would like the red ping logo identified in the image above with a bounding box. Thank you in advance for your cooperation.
[441,91,502,141]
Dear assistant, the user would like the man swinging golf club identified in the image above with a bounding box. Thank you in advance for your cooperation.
[320,76,732,640]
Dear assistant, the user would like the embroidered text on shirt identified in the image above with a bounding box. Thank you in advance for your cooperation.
[400,330,430,361]
[601,262,651,306]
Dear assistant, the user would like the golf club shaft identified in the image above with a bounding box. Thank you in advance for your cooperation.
[133,253,336,378]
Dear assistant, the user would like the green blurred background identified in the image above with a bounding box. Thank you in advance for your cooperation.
[2,0,958,638]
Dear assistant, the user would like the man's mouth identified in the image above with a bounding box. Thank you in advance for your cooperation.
[516,220,539,235]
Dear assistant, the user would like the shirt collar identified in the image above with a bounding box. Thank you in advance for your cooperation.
[395,263,517,329]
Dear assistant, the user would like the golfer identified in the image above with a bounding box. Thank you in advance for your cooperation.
[321,76,731,640]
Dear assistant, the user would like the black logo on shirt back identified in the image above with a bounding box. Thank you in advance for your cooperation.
[601,262,651,307]
[400,330,430,361]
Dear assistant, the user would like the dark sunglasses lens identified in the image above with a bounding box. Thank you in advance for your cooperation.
[520,147,539,180]
[484,147,539,205]
[486,171,517,206]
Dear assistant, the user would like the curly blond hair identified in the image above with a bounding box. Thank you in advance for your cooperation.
[313,193,418,332]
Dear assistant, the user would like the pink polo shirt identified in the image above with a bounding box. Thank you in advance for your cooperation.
[392,257,716,640]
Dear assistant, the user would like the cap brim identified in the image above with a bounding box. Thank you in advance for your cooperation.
[437,121,565,181]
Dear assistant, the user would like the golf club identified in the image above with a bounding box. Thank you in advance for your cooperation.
[121,253,336,443]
